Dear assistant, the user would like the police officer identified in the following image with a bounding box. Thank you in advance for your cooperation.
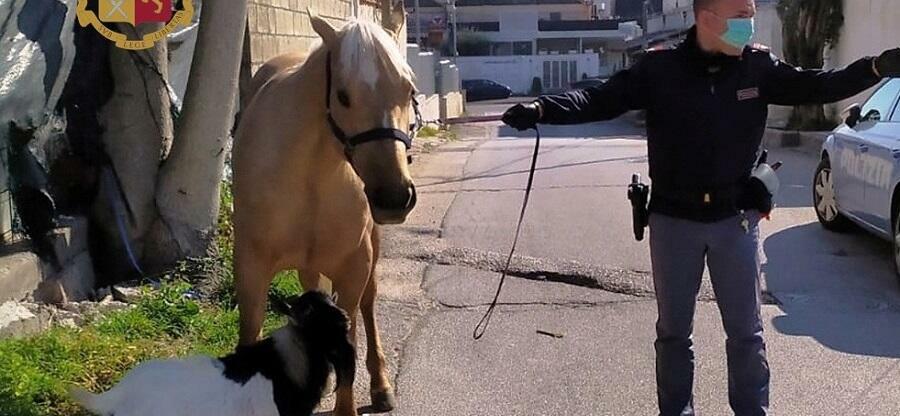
[502,0,900,414]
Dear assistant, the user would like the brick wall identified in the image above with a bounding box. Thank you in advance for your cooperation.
[247,0,384,71]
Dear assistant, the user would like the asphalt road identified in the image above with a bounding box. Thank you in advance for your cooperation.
[377,100,900,416]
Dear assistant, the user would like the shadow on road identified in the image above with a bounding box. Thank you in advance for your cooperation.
[498,123,646,139]
[770,148,818,209]
[417,155,646,190]
[314,404,387,416]
[763,222,900,358]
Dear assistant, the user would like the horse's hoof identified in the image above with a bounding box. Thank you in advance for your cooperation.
[333,406,357,416]
[370,389,397,412]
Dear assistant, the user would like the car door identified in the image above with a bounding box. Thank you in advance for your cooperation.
[862,79,900,233]
[834,79,900,221]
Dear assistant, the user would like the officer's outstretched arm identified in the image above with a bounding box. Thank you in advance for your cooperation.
[760,53,882,106]
[535,59,650,125]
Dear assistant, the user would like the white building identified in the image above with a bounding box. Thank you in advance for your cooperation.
[408,0,644,92]
[407,0,703,93]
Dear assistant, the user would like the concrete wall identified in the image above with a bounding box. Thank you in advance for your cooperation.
[752,0,789,128]
[663,0,693,13]
[408,44,438,95]
[752,1,783,57]
[247,0,383,70]
[646,7,693,34]
[455,4,592,22]
[829,0,900,116]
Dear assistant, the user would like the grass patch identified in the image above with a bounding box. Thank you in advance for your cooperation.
[0,281,288,416]
[0,180,301,416]
[416,124,442,139]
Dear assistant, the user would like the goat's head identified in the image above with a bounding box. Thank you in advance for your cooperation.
[273,291,356,389]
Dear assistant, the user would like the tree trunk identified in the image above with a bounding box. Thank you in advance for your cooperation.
[779,0,843,131]
[93,22,172,280]
[151,0,247,263]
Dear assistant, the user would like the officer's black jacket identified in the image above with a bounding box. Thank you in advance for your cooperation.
[537,27,882,222]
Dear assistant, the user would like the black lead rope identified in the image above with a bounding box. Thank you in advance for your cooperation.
[473,125,542,340]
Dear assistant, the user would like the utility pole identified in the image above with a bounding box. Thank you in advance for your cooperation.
[641,0,650,50]
[449,0,458,56]
[414,0,422,46]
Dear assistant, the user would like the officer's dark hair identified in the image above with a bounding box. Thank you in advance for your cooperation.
[693,0,720,14]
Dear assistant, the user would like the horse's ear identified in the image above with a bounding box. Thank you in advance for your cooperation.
[309,9,338,48]
[384,0,406,41]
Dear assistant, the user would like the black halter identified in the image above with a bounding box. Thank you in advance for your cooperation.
[325,52,417,156]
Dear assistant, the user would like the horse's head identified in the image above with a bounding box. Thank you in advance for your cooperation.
[311,4,417,225]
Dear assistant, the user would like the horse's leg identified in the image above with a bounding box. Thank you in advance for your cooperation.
[331,249,372,416]
[361,227,396,411]
[236,245,274,346]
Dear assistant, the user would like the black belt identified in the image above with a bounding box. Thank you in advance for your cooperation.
[649,182,750,222]
[652,182,742,206]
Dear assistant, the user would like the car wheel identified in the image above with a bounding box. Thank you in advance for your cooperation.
[813,157,852,231]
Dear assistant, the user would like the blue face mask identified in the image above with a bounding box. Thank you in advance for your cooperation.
[720,17,755,50]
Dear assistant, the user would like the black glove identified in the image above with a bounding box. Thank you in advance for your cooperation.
[502,102,541,131]
[738,177,773,215]
[876,48,900,77]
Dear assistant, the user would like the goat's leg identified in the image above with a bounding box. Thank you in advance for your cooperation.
[361,228,396,411]
[236,246,274,346]
[331,250,372,416]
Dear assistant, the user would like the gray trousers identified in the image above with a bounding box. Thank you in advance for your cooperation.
[649,212,770,416]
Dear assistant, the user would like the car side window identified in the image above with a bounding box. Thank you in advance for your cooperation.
[890,80,900,122]
[862,79,900,123]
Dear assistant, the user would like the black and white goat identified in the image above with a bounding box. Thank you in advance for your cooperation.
[71,291,355,416]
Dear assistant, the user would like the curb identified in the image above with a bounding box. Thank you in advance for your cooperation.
[763,128,831,156]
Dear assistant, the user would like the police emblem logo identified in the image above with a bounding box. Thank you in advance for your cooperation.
[76,0,194,50]
[737,87,760,101]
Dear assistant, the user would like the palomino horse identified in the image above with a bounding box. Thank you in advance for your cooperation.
[232,8,416,416]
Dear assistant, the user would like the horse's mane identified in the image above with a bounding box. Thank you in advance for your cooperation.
[335,19,415,88]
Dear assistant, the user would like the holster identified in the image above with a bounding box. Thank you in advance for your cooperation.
[628,174,650,241]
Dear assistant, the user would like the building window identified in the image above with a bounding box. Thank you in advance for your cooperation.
[552,61,561,88]
[543,61,552,88]
[550,12,562,21]
[492,42,513,56]
[570,60,578,82]
[513,41,532,55]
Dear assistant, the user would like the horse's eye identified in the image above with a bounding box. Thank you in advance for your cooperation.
[337,90,351,108]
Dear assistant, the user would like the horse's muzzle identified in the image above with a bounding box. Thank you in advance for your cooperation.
[370,184,416,224]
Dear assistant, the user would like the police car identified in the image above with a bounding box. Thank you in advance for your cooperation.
[814,78,900,283]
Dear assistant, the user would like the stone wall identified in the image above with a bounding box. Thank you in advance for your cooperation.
[247,0,384,71]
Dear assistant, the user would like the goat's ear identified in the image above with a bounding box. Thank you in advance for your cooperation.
[271,298,292,317]
[309,10,338,48]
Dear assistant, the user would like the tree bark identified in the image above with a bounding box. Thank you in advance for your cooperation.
[779,0,843,131]
[152,0,247,261]
[93,23,172,279]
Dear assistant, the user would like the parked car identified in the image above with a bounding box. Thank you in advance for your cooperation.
[814,78,900,284]
[462,79,512,102]
[569,77,607,90]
